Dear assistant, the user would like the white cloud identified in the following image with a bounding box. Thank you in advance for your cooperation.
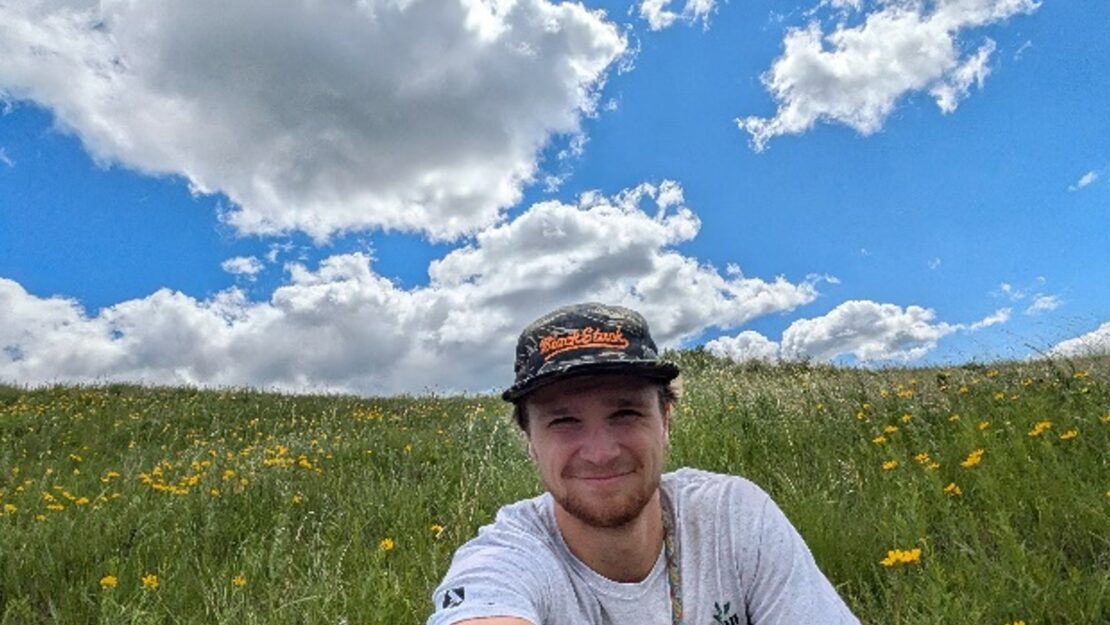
[1046,322,1110,358]
[0,0,627,241]
[708,300,1009,364]
[1025,294,1060,314]
[638,0,717,31]
[0,147,13,168]
[779,300,959,362]
[738,0,1040,151]
[221,256,265,279]
[1068,171,1099,191]
[967,307,1010,330]
[705,331,780,363]
[0,182,822,394]
[928,257,942,270]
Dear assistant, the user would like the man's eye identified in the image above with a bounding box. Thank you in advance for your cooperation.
[549,417,577,428]
[612,410,640,421]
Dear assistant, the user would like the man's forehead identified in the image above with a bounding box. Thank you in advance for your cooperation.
[527,374,655,406]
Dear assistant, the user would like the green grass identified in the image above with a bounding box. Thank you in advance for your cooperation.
[0,353,1107,624]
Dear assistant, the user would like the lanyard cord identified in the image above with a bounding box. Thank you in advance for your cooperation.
[661,491,683,625]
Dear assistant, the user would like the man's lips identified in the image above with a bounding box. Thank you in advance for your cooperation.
[571,470,634,482]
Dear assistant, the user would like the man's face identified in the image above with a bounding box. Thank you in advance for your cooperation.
[524,374,670,529]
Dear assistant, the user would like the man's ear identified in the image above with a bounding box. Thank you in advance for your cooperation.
[527,437,537,462]
[662,402,673,446]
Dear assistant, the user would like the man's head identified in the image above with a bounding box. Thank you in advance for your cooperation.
[503,303,681,528]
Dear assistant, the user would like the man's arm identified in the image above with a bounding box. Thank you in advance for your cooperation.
[453,619,534,625]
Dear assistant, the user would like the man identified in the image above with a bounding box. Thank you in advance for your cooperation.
[427,303,860,625]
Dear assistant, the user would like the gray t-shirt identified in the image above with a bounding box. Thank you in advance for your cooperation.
[427,468,860,625]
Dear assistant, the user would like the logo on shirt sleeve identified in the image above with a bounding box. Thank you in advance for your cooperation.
[442,587,465,609]
[712,601,740,625]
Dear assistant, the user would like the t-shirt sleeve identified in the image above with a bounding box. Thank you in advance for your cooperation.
[425,536,550,625]
[732,483,861,625]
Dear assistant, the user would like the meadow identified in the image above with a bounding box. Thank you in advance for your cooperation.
[0,351,1107,624]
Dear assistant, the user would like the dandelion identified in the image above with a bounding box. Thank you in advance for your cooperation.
[944,483,962,496]
[430,523,446,537]
[883,425,899,434]
[872,436,887,445]
[960,448,984,468]
[880,548,922,567]
[379,538,395,551]
[978,421,990,430]
[232,575,247,588]
[882,460,899,471]
[1029,420,1052,437]
[100,575,118,589]
[141,573,159,590]
[292,494,304,504]
[900,414,913,423]
[3,503,15,514]
[223,469,236,481]
[34,514,46,522]
[1059,430,1078,441]
[210,488,220,497]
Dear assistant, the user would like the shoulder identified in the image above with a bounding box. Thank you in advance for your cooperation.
[664,467,774,513]
[429,495,563,625]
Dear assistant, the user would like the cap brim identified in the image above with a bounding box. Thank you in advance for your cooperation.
[501,360,680,402]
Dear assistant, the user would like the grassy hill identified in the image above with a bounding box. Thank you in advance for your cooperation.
[1,352,1107,624]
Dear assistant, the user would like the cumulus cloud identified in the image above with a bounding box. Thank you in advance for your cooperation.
[0,182,822,394]
[638,0,717,31]
[1025,294,1060,314]
[221,256,265,279]
[738,0,1040,151]
[705,331,780,363]
[779,300,958,362]
[967,307,1010,330]
[707,301,1010,364]
[1046,322,1110,358]
[0,0,626,241]
[1068,171,1099,191]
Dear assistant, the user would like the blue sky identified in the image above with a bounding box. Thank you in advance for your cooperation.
[1,0,1107,394]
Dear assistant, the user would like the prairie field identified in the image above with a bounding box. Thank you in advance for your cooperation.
[0,352,1107,625]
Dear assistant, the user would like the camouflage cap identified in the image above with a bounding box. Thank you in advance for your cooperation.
[502,303,680,402]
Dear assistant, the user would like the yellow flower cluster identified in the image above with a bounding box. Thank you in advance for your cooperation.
[141,573,159,590]
[880,547,922,567]
[1028,420,1052,437]
[943,482,962,496]
[960,448,984,468]
[1059,429,1078,441]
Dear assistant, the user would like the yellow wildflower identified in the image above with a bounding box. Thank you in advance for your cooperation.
[34,514,46,522]
[1059,430,1078,441]
[1029,420,1052,437]
[994,392,1005,401]
[100,575,118,589]
[232,575,247,588]
[882,460,899,471]
[379,538,395,551]
[959,386,969,394]
[880,547,922,567]
[292,494,304,504]
[960,448,984,468]
[3,503,15,514]
[210,488,220,497]
[978,421,990,430]
[883,425,899,434]
[430,523,446,537]
[1074,370,1089,379]
[872,436,887,445]
[900,414,912,423]
[948,414,960,422]
[141,574,159,590]
[943,482,962,496]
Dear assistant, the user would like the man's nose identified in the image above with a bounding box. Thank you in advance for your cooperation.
[578,425,621,465]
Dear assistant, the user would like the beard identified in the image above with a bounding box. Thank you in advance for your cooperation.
[551,469,661,529]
